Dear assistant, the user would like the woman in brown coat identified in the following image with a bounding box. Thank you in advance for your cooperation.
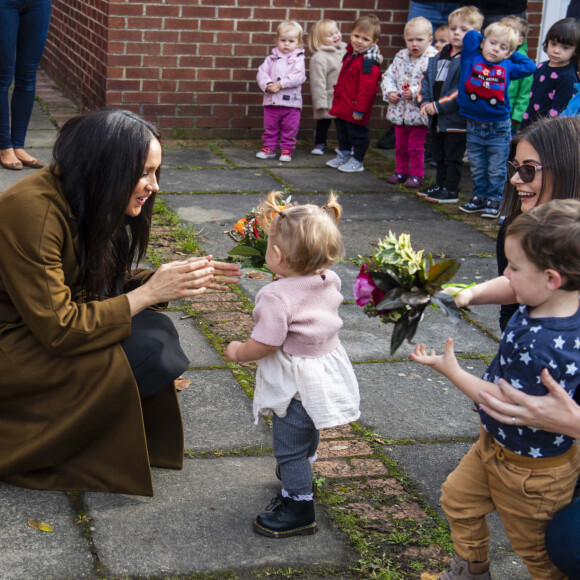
[0,109,241,496]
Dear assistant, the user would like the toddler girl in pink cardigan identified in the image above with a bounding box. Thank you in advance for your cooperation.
[225,191,359,539]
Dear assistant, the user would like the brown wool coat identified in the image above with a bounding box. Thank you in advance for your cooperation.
[0,168,183,496]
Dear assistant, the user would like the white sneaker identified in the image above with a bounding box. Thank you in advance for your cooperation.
[279,151,292,162]
[311,144,325,155]
[256,147,276,159]
[326,151,350,168]
[337,157,364,173]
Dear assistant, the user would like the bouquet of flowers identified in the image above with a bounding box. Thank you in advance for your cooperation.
[354,231,462,355]
[228,195,293,272]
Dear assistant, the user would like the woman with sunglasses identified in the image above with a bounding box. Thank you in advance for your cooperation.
[447,115,580,577]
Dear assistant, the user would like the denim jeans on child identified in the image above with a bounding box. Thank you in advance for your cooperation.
[272,398,320,498]
[0,0,52,150]
[466,118,512,202]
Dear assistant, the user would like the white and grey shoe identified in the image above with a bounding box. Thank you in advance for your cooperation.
[337,157,364,173]
[326,151,351,168]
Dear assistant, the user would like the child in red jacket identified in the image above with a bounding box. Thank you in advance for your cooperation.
[327,14,382,173]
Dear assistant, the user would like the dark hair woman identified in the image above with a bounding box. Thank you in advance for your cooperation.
[0,109,241,496]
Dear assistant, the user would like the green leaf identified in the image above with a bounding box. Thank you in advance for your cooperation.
[425,259,460,290]
[390,305,426,355]
[228,245,263,257]
[400,291,431,306]
[430,292,462,324]
[374,287,405,311]
[370,269,404,293]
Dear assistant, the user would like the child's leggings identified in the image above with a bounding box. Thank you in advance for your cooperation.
[272,398,319,498]
[394,125,428,178]
[262,106,301,152]
[315,118,334,146]
[441,425,580,580]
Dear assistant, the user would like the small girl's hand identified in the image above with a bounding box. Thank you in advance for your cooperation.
[388,92,401,104]
[267,81,282,93]
[225,341,243,362]
[402,88,412,100]
[352,112,363,121]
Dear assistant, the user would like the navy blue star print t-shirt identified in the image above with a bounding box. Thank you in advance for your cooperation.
[480,304,580,458]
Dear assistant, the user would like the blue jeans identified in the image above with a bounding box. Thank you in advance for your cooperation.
[407,1,460,28]
[466,118,512,201]
[546,496,580,577]
[0,0,52,150]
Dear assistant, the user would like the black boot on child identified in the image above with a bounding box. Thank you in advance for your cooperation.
[253,494,317,538]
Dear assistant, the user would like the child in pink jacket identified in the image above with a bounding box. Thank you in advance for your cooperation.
[256,21,306,163]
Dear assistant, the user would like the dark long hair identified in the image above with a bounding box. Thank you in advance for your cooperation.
[543,17,580,62]
[502,116,580,228]
[51,109,161,300]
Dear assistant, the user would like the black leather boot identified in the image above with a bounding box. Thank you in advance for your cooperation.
[253,495,317,538]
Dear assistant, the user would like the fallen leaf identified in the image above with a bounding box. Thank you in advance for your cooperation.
[420,573,442,580]
[175,378,191,391]
[28,519,54,533]
[246,271,269,279]
[330,445,349,451]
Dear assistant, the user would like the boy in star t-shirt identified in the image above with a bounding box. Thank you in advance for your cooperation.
[410,200,580,579]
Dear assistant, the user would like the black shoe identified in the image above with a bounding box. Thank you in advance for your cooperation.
[481,199,501,219]
[459,195,487,213]
[417,183,441,198]
[425,187,459,204]
[254,495,317,538]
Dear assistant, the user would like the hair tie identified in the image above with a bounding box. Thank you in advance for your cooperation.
[278,210,287,219]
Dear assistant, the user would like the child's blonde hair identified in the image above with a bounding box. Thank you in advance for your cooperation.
[483,21,519,53]
[256,191,344,275]
[352,13,381,41]
[405,16,433,37]
[277,20,304,44]
[308,19,339,53]
[500,15,529,41]
[448,5,484,32]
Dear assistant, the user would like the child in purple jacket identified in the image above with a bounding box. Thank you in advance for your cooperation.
[256,21,306,163]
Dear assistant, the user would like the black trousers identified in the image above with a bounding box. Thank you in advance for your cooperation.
[314,118,334,146]
[121,309,189,399]
[335,117,369,161]
[431,129,466,193]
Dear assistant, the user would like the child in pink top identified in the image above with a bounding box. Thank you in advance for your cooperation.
[225,191,359,539]
[256,21,306,163]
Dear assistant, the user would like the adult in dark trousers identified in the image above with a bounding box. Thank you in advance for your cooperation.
[460,0,527,29]
[0,0,51,170]
[0,109,242,497]
[446,116,580,578]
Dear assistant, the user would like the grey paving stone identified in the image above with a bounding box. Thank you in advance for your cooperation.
[340,218,496,260]
[161,147,229,168]
[339,303,498,361]
[221,147,329,168]
[22,129,57,148]
[355,359,486,440]
[386,442,529,579]
[85,457,351,578]
[0,485,95,580]
[160,168,281,193]
[164,310,224,368]
[270,167,388,192]
[179,369,272,452]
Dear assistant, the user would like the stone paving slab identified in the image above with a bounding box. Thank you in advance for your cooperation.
[0,485,95,580]
[85,457,351,578]
[22,130,57,148]
[221,147,332,168]
[386,442,529,579]
[340,218,496,259]
[339,303,498,362]
[160,168,281,193]
[270,167,389,192]
[179,369,272,452]
[161,147,230,168]
[164,309,224,368]
[355,360,486,440]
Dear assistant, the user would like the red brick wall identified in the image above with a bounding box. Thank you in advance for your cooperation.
[41,0,543,139]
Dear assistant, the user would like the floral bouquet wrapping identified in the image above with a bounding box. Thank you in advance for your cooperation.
[354,231,462,355]
[228,195,293,272]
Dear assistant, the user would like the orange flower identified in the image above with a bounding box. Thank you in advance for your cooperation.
[233,218,247,234]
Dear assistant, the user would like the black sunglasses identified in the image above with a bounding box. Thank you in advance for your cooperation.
[506,161,542,183]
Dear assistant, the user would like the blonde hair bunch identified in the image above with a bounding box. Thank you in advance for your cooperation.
[256,191,344,275]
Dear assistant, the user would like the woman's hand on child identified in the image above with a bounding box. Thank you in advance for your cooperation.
[410,338,461,377]
[388,92,401,104]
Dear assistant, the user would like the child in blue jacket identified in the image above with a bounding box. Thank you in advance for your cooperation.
[458,23,535,219]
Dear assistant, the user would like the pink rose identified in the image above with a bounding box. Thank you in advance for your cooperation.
[353,266,377,306]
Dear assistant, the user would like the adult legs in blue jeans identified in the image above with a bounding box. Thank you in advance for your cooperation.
[0,0,51,168]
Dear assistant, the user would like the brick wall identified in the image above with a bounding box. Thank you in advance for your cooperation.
[41,0,543,140]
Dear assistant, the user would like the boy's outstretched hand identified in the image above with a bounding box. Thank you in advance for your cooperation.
[410,337,461,379]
